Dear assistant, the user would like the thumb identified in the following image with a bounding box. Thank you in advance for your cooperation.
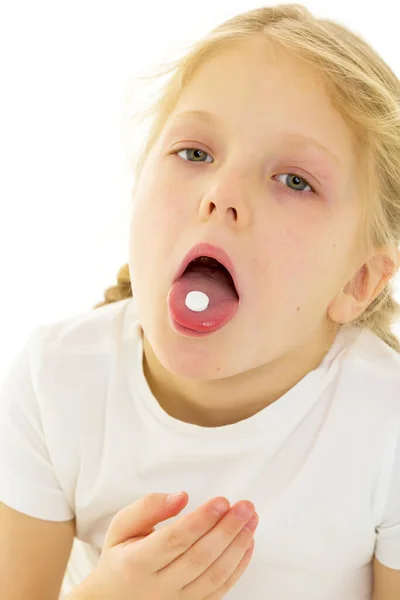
[103,491,188,549]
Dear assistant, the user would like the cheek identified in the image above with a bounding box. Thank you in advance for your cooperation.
[262,224,316,271]
[256,223,336,295]
[129,175,191,281]
[135,169,191,235]
[156,171,195,225]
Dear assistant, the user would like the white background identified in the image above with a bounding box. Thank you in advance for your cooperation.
[1,0,399,378]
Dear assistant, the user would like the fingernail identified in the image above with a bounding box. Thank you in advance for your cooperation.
[166,491,184,504]
[244,513,259,531]
[212,499,230,516]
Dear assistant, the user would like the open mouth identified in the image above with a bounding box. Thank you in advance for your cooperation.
[183,256,239,299]
[168,243,241,335]
[174,242,241,297]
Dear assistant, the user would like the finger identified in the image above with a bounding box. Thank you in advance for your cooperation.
[104,492,189,549]
[130,496,231,572]
[160,502,256,589]
[205,538,256,600]
[182,514,257,598]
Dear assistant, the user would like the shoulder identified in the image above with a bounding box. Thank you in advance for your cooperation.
[348,326,400,376]
[334,326,400,422]
[31,297,135,357]
[342,326,400,387]
[23,297,139,420]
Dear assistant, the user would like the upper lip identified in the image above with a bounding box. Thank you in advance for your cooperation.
[174,242,241,297]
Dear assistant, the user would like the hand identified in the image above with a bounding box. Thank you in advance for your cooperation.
[76,491,258,599]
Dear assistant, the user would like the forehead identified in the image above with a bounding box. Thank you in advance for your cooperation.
[165,39,357,169]
[175,38,326,107]
[175,39,352,134]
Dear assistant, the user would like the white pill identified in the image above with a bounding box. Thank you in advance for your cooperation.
[185,290,210,312]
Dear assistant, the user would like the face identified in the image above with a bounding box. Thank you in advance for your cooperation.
[128,37,364,380]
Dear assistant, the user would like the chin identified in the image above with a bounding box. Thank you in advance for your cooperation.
[161,337,227,380]
[147,320,238,380]
[139,296,253,380]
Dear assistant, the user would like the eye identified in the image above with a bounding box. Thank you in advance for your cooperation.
[274,173,314,194]
[172,149,316,195]
[175,147,213,163]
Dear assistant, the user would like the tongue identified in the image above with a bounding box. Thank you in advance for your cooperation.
[168,268,239,334]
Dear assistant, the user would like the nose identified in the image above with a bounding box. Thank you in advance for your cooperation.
[197,170,252,229]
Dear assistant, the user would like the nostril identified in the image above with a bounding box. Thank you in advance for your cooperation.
[229,207,238,220]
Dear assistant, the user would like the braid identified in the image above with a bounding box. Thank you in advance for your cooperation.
[93,264,132,309]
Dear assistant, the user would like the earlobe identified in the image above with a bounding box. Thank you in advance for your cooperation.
[327,290,359,324]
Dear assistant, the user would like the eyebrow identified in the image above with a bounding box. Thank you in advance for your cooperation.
[170,109,342,167]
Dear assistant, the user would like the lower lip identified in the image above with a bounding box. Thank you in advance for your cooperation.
[170,317,214,338]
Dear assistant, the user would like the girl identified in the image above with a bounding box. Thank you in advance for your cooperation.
[1,4,400,599]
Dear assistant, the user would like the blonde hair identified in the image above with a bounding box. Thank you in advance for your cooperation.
[94,3,400,352]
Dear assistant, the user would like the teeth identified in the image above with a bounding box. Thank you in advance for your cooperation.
[194,256,221,267]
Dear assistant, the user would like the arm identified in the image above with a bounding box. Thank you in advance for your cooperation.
[0,502,75,600]
[0,328,78,598]
[372,555,400,599]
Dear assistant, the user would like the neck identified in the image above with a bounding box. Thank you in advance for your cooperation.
[142,324,340,428]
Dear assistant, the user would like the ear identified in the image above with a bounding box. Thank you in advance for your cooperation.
[328,249,398,324]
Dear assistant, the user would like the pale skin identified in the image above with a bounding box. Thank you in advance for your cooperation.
[128,36,400,596]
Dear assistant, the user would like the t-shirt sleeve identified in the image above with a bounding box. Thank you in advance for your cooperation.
[374,425,400,570]
[0,328,74,521]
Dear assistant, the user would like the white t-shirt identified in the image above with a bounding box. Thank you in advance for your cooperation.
[1,297,400,599]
